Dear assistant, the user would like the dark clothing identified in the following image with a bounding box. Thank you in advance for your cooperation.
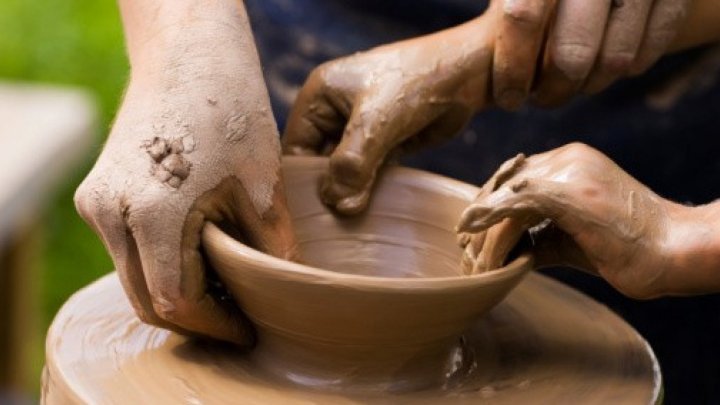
[246,1,720,402]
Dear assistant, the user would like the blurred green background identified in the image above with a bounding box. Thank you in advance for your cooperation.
[0,0,127,391]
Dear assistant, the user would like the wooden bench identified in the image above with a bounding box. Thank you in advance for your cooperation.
[0,82,95,398]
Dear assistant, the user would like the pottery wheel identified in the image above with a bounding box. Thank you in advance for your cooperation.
[43,272,661,404]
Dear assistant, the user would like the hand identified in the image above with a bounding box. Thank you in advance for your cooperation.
[283,17,497,214]
[456,143,693,299]
[74,17,297,344]
[496,0,693,106]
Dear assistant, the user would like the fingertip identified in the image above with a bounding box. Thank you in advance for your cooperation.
[335,188,371,215]
[456,212,487,234]
[456,209,476,233]
[320,149,378,215]
[496,89,527,111]
[319,175,370,215]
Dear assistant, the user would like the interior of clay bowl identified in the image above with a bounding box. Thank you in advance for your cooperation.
[202,156,532,392]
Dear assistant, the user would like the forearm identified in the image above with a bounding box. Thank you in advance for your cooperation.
[660,200,720,296]
[117,0,270,103]
[120,0,252,64]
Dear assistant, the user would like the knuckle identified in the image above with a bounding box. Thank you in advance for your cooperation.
[503,0,546,27]
[557,142,600,161]
[74,176,119,227]
[309,62,336,90]
[73,180,97,221]
[553,43,597,80]
[561,141,593,155]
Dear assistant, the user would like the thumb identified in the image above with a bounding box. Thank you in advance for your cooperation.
[322,100,443,215]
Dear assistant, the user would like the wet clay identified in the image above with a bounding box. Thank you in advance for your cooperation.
[202,157,530,391]
[43,272,660,404]
[46,157,660,403]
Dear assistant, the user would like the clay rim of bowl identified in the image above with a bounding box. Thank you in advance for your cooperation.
[203,223,532,292]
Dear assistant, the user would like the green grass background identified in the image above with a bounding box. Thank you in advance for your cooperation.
[0,0,127,391]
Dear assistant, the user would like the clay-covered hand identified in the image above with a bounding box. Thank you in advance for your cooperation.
[503,0,692,106]
[74,15,296,344]
[283,19,496,214]
[456,143,703,299]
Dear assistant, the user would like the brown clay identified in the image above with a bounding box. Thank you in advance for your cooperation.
[43,273,660,404]
[202,156,530,391]
[45,157,660,403]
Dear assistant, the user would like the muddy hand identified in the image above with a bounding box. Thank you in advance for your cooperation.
[74,2,297,345]
[456,143,686,299]
[281,0,557,212]
[282,12,508,214]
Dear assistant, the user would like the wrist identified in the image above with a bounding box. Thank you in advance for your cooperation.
[659,199,720,296]
[443,15,497,110]
[120,0,255,72]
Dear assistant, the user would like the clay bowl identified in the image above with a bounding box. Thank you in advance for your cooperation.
[203,156,532,393]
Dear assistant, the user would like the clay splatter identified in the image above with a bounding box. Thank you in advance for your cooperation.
[143,136,194,188]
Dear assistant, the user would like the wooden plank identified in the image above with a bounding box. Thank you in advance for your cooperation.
[0,221,41,394]
[0,82,96,246]
[0,82,96,397]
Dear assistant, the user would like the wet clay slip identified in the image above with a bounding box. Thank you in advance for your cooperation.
[43,273,661,404]
[202,156,530,391]
[43,157,661,403]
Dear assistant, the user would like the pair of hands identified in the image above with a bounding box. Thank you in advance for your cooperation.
[283,0,701,299]
[75,0,701,345]
[284,0,692,213]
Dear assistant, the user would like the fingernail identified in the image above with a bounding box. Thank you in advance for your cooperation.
[498,89,525,110]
